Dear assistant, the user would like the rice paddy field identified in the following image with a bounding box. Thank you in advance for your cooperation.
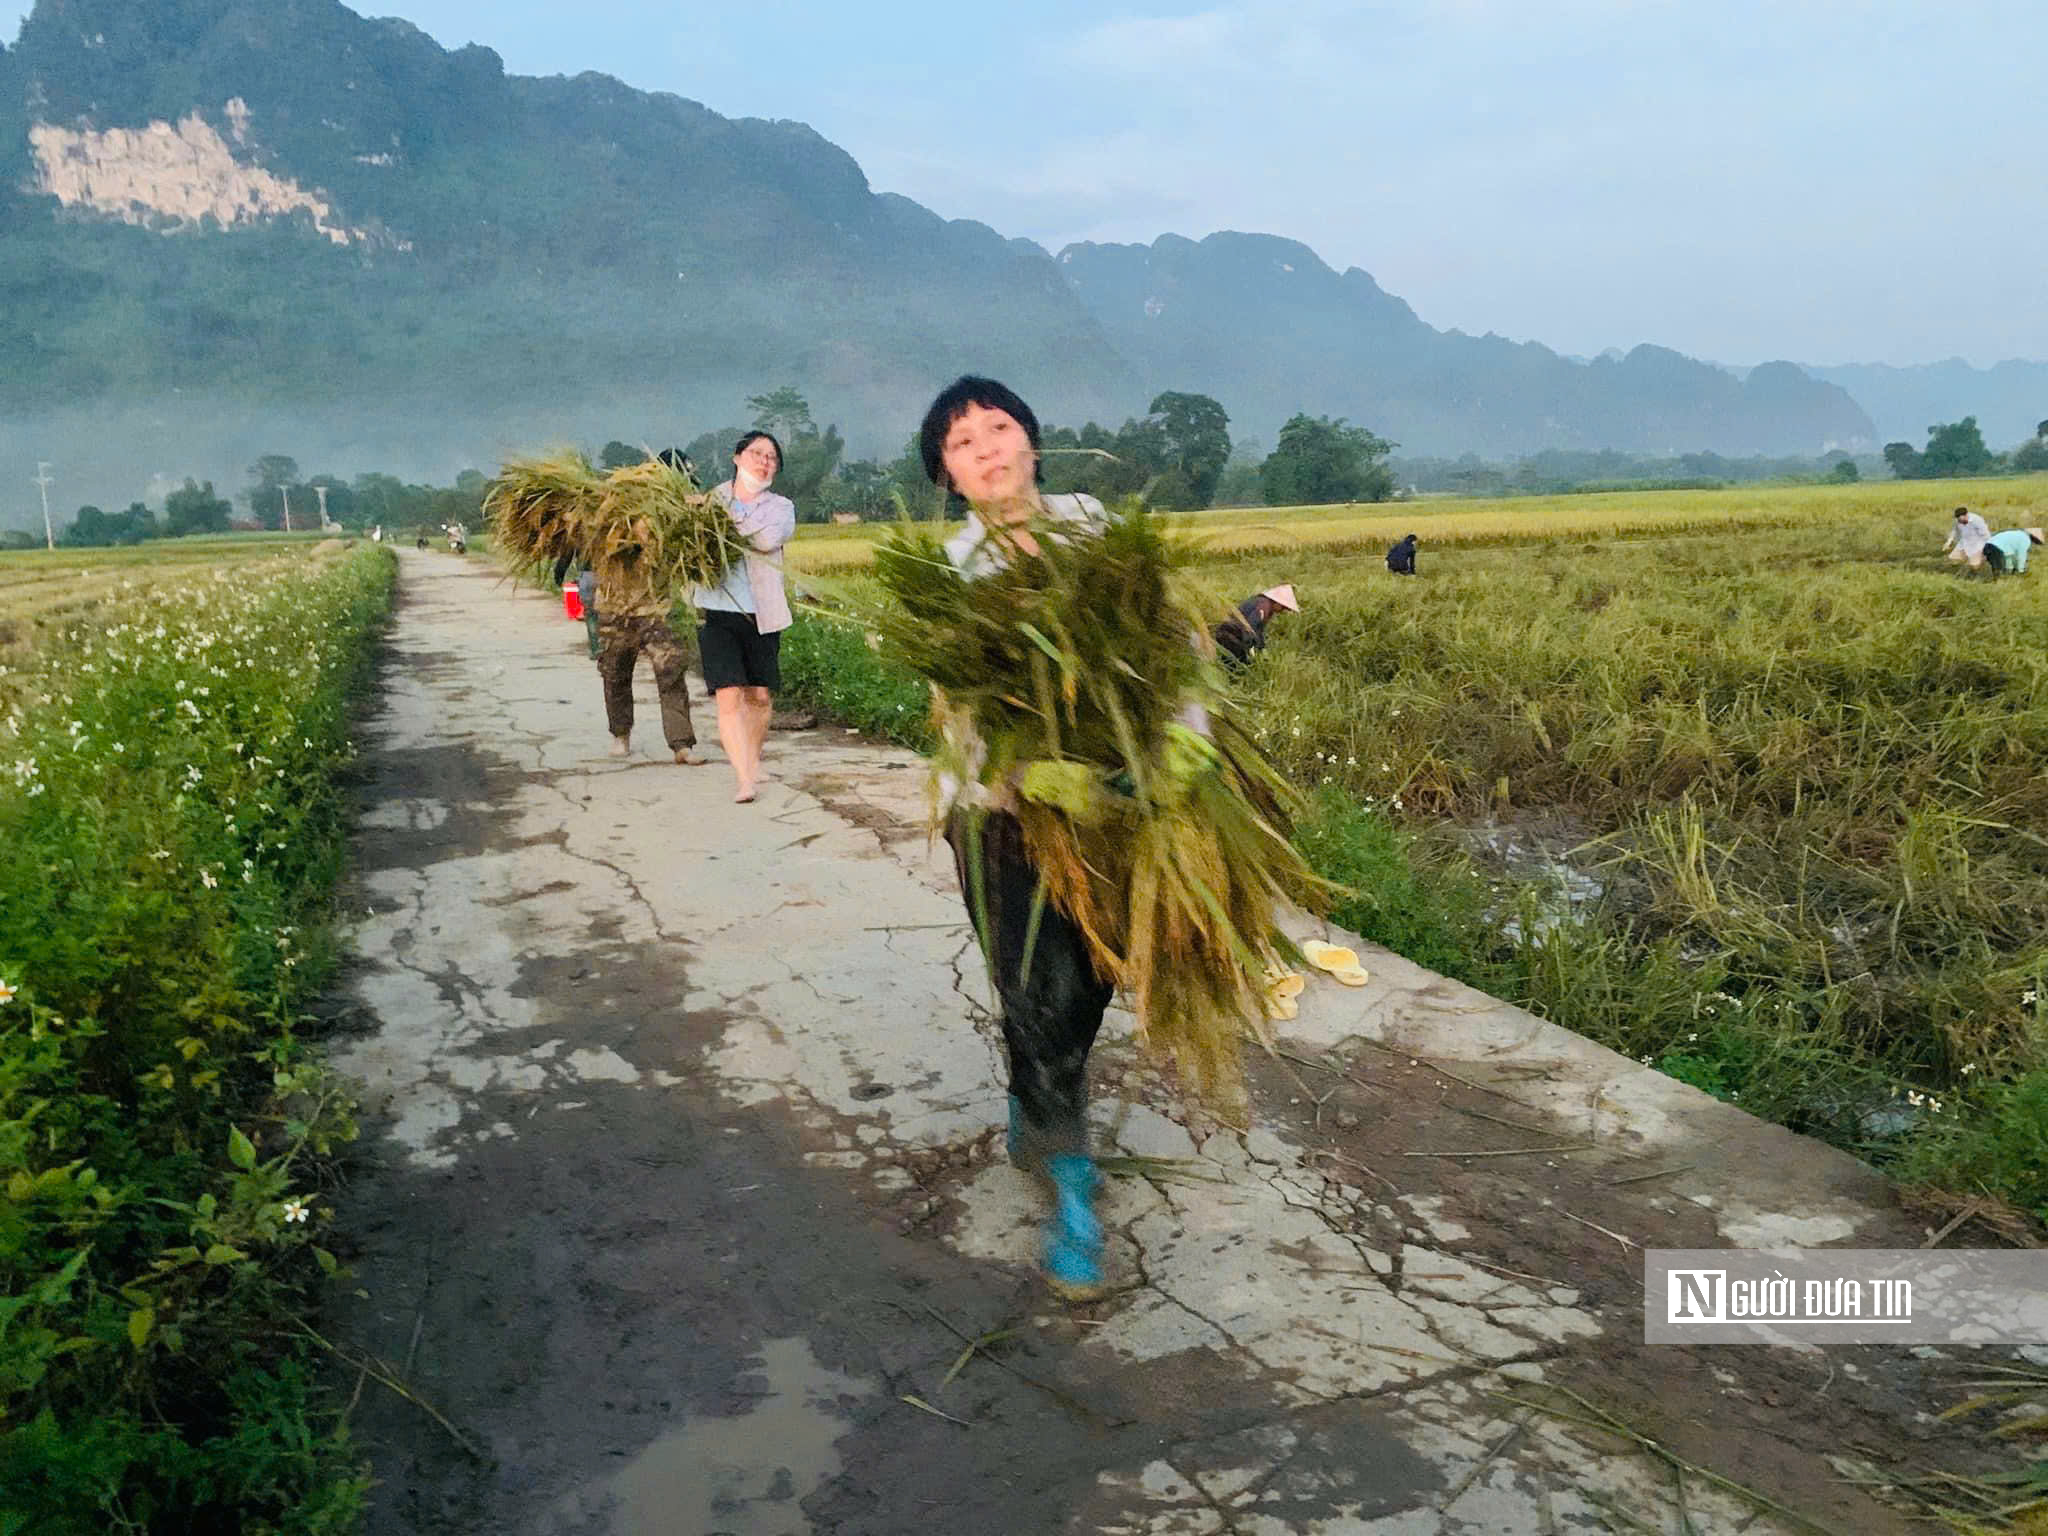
[783,474,2048,1228]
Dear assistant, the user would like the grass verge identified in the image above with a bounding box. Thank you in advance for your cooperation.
[1,543,395,1532]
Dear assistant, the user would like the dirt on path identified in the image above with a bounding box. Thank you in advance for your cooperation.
[321,551,2012,1536]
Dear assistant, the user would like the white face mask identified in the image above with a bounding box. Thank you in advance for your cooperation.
[735,463,772,497]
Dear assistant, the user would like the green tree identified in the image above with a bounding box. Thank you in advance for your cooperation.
[1825,457,1860,483]
[2014,436,2048,474]
[59,504,110,547]
[351,472,414,528]
[1260,414,1397,506]
[599,440,643,470]
[681,427,751,485]
[1040,420,1152,500]
[245,455,305,530]
[165,479,232,536]
[814,459,890,521]
[1213,437,1264,507]
[307,474,356,527]
[1920,417,1996,478]
[728,389,841,509]
[746,386,815,440]
[250,454,300,489]
[777,423,844,511]
[1146,391,1231,508]
[884,434,944,518]
[1882,441,1922,479]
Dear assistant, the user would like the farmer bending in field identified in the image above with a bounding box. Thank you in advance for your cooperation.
[1387,533,1418,575]
[1983,527,2046,575]
[1942,507,1992,569]
[1214,584,1301,671]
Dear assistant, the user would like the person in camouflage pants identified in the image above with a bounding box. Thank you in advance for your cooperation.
[594,567,703,764]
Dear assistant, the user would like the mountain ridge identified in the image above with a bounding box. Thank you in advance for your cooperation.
[0,0,1997,521]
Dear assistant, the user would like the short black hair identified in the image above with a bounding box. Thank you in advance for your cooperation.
[1954,506,1970,519]
[734,430,783,468]
[918,375,1041,486]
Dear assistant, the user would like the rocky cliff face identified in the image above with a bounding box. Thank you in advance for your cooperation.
[29,100,380,245]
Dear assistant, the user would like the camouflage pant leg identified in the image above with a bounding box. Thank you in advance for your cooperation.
[638,619,698,750]
[595,615,642,740]
[596,614,697,748]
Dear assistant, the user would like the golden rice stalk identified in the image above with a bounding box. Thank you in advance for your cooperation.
[595,458,753,594]
[483,451,605,569]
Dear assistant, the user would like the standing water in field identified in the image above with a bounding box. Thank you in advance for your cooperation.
[1457,815,1607,943]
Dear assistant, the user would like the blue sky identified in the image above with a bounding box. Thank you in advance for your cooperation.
[7,0,2043,366]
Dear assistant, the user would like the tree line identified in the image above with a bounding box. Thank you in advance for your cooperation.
[26,458,494,549]
[645,386,1398,524]
[1883,417,2048,480]
[48,395,2041,550]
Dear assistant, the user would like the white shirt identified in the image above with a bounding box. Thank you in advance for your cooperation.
[942,492,1104,579]
[1945,512,1991,556]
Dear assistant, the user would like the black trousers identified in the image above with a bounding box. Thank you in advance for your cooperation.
[946,810,1113,1166]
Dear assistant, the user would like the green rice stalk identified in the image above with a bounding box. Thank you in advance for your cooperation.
[871,501,1335,1115]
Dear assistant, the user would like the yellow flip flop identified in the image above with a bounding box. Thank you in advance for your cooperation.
[1265,972,1306,999]
[1329,965,1371,988]
[1301,940,1360,973]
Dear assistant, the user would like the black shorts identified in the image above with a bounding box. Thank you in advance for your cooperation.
[697,609,781,692]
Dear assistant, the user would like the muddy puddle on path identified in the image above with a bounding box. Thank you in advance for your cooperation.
[610,1338,874,1536]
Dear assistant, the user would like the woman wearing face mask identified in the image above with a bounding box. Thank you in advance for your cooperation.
[694,430,796,803]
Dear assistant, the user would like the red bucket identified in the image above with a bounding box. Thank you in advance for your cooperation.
[562,583,584,621]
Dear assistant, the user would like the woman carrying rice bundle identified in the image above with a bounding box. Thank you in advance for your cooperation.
[694,431,796,804]
[897,376,1322,1299]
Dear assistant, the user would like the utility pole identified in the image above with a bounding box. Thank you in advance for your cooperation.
[313,483,329,527]
[31,463,54,550]
[280,484,292,533]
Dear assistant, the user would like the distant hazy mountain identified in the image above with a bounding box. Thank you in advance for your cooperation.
[1056,233,1874,459]
[0,0,1878,517]
[1797,361,2048,451]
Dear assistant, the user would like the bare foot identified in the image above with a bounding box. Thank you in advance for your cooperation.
[673,747,706,766]
[608,736,631,758]
[733,783,757,804]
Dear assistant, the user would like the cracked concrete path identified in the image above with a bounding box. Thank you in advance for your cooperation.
[326,551,1978,1536]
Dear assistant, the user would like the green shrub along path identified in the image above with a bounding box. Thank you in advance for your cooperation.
[0,543,395,1533]
[781,490,2048,1232]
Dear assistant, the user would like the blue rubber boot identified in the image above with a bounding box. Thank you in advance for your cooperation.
[1042,1153,1105,1298]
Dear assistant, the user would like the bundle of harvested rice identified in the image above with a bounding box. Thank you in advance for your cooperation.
[482,451,606,570]
[485,451,752,599]
[872,502,1332,1116]
[593,458,753,594]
